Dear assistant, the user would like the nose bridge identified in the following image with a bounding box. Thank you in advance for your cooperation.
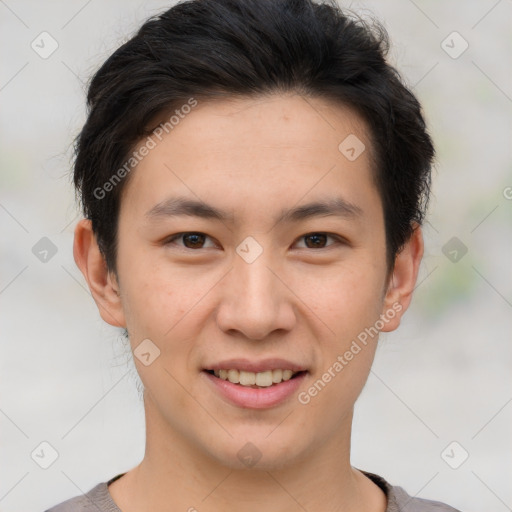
[237,248,277,303]
[216,243,295,339]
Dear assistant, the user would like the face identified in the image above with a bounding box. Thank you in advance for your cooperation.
[80,93,417,470]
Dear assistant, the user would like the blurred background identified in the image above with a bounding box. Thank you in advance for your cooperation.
[1,1,511,510]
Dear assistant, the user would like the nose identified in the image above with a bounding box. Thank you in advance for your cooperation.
[215,248,296,341]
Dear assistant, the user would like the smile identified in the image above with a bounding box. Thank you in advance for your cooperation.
[208,368,303,387]
[203,368,308,409]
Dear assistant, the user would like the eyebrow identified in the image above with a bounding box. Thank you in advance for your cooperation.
[145,195,363,225]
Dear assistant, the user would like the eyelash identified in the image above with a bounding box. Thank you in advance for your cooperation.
[163,232,347,251]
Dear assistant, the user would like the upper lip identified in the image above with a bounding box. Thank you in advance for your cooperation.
[204,358,307,373]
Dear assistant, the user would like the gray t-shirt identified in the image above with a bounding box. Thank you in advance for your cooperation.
[45,470,462,511]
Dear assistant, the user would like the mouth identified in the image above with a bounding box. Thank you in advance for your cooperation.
[204,368,307,388]
[202,363,308,409]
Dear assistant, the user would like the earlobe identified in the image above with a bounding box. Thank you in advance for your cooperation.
[73,219,126,328]
[380,224,424,332]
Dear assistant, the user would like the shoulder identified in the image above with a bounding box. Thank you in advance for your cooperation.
[44,480,121,512]
[360,470,463,512]
[389,485,462,511]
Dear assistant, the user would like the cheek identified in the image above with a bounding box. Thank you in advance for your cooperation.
[117,254,218,375]
[297,267,384,418]
[117,242,191,330]
[300,260,385,333]
[123,272,200,342]
[119,264,204,402]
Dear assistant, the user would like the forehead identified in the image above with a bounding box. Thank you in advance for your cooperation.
[153,93,372,162]
[120,93,379,222]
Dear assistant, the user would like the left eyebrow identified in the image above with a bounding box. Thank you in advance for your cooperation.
[275,196,363,224]
[144,195,363,224]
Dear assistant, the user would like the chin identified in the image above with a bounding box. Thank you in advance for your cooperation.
[205,431,311,472]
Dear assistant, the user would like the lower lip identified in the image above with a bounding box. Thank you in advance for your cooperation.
[203,371,307,409]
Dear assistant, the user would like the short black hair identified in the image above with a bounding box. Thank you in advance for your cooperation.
[73,0,435,274]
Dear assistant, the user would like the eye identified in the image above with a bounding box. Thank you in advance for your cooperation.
[163,231,346,251]
[294,232,344,249]
[164,232,217,249]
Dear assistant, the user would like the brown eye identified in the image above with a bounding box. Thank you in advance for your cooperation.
[304,233,328,248]
[182,233,206,248]
[165,232,215,249]
[296,233,341,249]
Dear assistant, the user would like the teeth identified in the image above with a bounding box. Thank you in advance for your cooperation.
[212,368,299,387]
[255,370,273,387]
[227,369,239,383]
[239,370,256,386]
[272,369,282,383]
[282,369,293,381]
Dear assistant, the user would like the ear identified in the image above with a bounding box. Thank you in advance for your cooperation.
[73,219,126,328]
[380,224,424,332]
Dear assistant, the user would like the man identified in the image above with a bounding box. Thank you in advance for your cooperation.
[47,0,461,510]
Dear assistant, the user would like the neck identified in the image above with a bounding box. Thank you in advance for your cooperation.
[109,394,386,512]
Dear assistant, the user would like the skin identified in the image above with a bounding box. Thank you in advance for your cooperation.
[74,93,423,512]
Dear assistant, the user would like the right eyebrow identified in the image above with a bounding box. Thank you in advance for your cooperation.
[145,196,234,222]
